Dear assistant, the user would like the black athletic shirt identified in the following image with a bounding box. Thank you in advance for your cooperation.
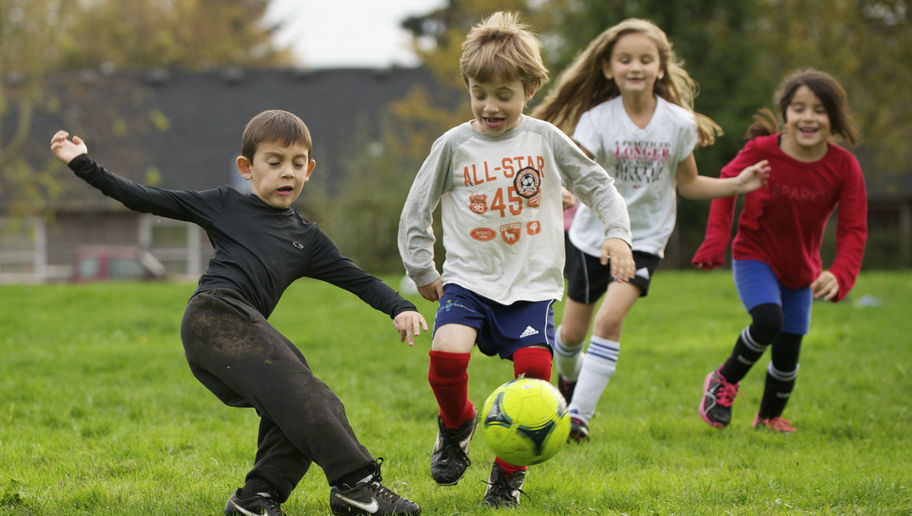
[69,154,416,319]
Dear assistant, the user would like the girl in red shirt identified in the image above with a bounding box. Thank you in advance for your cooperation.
[694,69,867,432]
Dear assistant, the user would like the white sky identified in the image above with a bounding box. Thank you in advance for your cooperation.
[265,0,445,69]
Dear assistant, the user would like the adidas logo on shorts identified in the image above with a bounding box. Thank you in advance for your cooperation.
[519,326,539,338]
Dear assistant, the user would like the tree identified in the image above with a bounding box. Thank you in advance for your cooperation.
[0,0,293,218]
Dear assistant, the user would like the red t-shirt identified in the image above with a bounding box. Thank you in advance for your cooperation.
[692,134,867,301]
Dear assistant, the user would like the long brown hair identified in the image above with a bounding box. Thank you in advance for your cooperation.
[746,68,860,145]
[532,18,721,147]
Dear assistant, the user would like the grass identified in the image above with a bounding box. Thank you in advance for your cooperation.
[0,270,909,515]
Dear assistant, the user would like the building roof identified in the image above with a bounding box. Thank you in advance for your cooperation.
[7,66,447,210]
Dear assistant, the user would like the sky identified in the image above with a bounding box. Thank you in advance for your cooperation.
[265,0,444,69]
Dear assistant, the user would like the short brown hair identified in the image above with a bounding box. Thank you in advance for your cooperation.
[459,11,549,94]
[241,110,313,161]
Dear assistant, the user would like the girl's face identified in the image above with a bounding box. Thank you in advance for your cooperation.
[468,77,534,137]
[781,85,832,160]
[602,32,663,98]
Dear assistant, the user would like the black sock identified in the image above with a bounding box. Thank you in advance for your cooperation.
[759,332,802,418]
[720,326,769,383]
[758,369,796,419]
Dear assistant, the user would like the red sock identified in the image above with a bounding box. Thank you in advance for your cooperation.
[494,456,528,476]
[428,350,475,428]
[512,346,552,381]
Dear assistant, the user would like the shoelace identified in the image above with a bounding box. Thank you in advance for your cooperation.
[760,417,795,433]
[367,480,401,503]
[439,427,472,465]
[715,379,739,407]
[484,476,529,503]
[363,458,404,504]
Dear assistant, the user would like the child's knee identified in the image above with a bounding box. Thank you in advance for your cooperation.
[512,346,552,381]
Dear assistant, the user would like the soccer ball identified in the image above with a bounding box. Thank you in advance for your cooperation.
[481,377,570,466]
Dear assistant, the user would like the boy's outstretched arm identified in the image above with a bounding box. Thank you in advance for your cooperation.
[393,310,429,346]
[50,130,88,164]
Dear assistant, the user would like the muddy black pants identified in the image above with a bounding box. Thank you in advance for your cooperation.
[180,289,373,501]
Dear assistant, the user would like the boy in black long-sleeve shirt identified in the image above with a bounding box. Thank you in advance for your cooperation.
[50,110,424,516]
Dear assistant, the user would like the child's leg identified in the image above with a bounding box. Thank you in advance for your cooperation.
[428,323,478,427]
[427,322,478,486]
[557,243,606,385]
[181,291,375,498]
[554,299,596,382]
[759,332,802,418]
[719,260,790,383]
[718,303,783,383]
[512,345,552,381]
[568,281,639,424]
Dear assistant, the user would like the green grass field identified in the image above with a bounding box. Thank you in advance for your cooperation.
[1,270,909,515]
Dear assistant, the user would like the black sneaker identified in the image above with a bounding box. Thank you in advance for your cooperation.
[481,462,526,508]
[699,368,739,428]
[557,375,577,404]
[224,489,284,516]
[430,412,477,485]
[329,458,420,515]
[568,416,590,443]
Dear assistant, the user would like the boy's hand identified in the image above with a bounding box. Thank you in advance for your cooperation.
[393,310,429,346]
[417,278,444,302]
[601,237,634,281]
[50,130,88,164]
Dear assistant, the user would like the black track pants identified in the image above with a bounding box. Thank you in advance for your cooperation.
[180,289,373,500]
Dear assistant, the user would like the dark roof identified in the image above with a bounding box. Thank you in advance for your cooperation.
[9,67,444,208]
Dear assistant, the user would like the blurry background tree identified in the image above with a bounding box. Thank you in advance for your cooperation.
[0,0,291,217]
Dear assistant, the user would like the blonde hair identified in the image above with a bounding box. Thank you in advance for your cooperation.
[747,68,860,145]
[532,18,721,146]
[459,11,549,94]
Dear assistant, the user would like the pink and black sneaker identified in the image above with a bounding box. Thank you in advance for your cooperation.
[699,368,739,428]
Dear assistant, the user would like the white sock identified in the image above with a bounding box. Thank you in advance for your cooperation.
[568,336,620,423]
[553,325,583,381]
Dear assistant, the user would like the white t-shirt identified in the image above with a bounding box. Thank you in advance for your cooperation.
[398,115,631,305]
[569,96,698,258]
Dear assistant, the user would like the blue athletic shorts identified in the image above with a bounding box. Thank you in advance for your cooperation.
[433,283,555,359]
[733,259,812,335]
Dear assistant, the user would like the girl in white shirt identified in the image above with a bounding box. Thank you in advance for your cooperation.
[533,18,768,441]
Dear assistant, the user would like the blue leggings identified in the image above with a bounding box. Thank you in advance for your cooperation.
[733,260,812,336]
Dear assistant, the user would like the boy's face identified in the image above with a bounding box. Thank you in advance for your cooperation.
[236,140,315,209]
[468,77,534,137]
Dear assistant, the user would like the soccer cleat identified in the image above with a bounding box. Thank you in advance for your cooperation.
[753,414,796,433]
[568,417,590,443]
[557,375,577,404]
[430,412,477,485]
[224,489,284,516]
[482,462,526,508]
[699,368,740,428]
[329,458,421,515]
